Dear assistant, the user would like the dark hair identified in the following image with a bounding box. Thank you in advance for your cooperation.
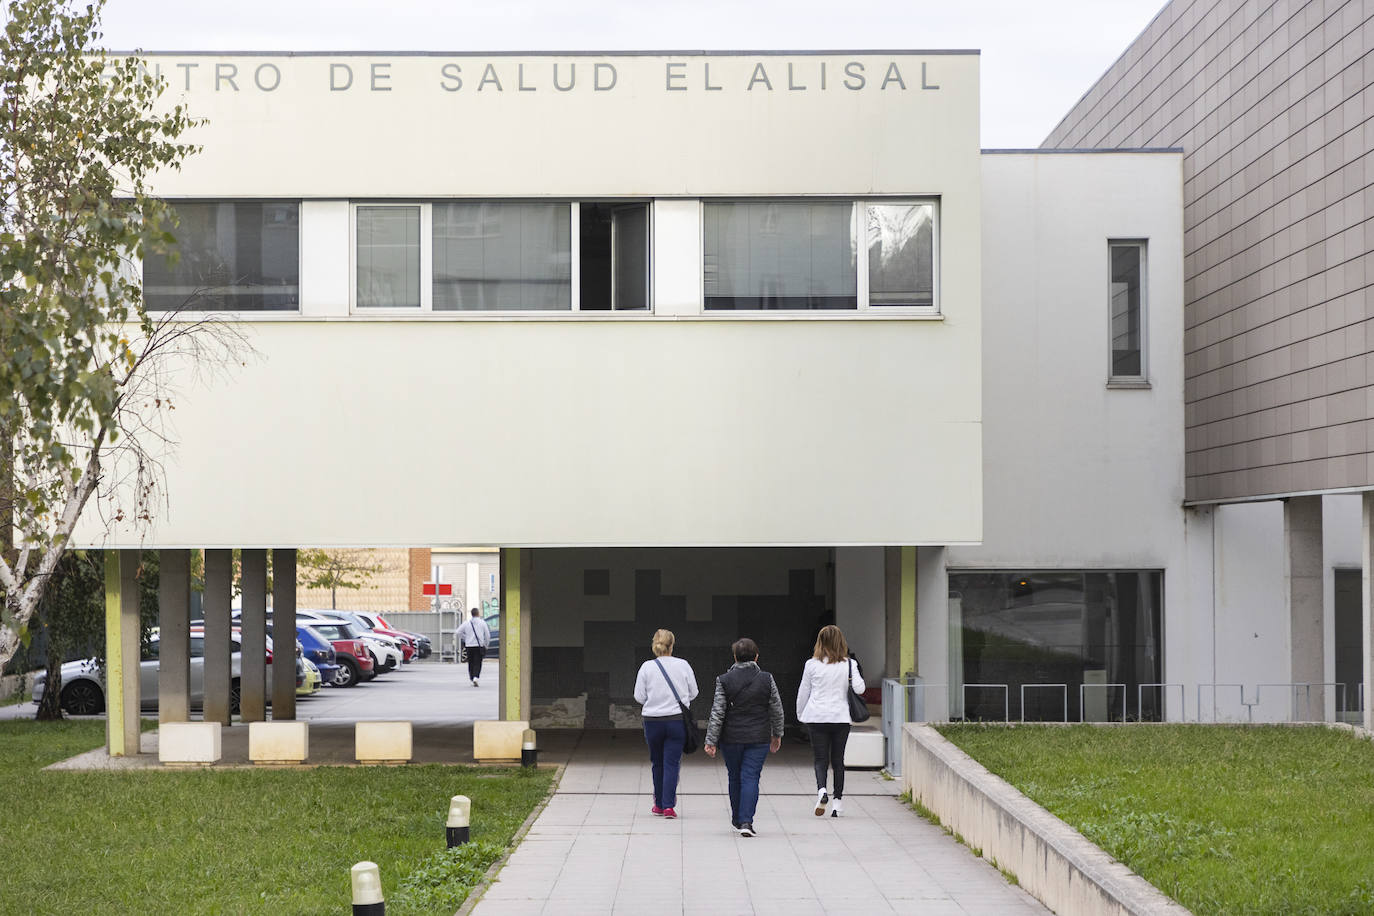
[732,637,759,663]
[470,608,480,617]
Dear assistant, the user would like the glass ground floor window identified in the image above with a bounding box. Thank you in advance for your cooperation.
[948,570,1163,722]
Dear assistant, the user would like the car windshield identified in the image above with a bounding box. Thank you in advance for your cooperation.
[309,622,356,640]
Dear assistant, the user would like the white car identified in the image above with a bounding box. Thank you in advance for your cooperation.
[362,635,404,672]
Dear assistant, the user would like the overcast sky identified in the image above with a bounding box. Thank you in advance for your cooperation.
[97,0,1167,148]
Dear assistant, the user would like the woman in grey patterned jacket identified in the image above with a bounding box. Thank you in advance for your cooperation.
[704,637,785,837]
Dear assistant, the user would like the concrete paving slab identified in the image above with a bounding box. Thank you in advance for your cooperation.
[466,730,1050,916]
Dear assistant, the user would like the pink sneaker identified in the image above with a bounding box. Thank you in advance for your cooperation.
[651,806,665,816]
[663,807,678,819]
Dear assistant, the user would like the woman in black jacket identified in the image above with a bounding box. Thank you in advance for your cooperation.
[704,637,785,837]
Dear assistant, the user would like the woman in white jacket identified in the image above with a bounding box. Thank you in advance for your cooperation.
[795,625,866,817]
[632,628,699,819]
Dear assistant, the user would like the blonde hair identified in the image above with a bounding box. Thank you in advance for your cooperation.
[651,628,676,657]
[812,625,849,664]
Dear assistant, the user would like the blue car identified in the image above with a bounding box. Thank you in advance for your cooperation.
[266,623,341,685]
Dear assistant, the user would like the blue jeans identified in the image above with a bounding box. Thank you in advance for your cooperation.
[721,742,769,826]
[643,719,686,808]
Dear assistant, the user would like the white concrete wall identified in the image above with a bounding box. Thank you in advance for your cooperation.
[77,51,985,550]
[836,547,885,681]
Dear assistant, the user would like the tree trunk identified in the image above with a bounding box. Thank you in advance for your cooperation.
[35,653,63,720]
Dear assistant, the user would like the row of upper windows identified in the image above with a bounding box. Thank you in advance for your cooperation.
[141,199,938,315]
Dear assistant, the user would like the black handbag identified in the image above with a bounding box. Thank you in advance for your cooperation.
[847,658,871,723]
[654,658,701,754]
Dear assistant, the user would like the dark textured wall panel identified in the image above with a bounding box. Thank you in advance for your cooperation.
[1046,0,1374,501]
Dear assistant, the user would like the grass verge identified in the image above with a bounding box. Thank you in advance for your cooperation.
[0,719,553,915]
[938,723,1374,916]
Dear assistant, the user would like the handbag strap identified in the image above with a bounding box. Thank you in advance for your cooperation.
[653,658,688,708]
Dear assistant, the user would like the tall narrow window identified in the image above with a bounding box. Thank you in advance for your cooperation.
[144,201,300,311]
[1109,241,1146,380]
[357,206,421,308]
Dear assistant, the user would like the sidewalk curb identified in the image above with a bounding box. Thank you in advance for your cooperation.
[455,750,572,916]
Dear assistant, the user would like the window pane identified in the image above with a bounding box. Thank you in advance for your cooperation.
[432,202,571,311]
[357,206,421,308]
[868,203,934,307]
[704,201,856,310]
[144,202,300,311]
[949,571,1162,722]
[613,205,648,310]
[1110,244,1143,377]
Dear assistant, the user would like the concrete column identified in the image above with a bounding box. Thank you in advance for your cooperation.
[916,547,949,720]
[203,549,233,725]
[239,549,268,722]
[157,549,192,723]
[1284,496,1325,720]
[1362,493,1374,731]
[499,548,531,721]
[271,548,296,720]
[104,550,141,756]
[883,547,900,681]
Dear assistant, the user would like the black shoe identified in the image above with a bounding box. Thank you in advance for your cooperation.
[738,823,756,837]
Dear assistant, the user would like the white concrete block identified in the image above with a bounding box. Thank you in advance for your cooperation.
[473,719,529,761]
[158,721,222,766]
[845,725,886,768]
[355,721,413,764]
[249,721,309,764]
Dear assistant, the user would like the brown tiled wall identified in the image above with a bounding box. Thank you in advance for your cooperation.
[1045,0,1374,501]
[409,548,432,611]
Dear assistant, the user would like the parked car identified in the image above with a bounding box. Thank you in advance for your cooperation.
[324,610,417,662]
[292,614,375,686]
[315,611,405,671]
[31,629,262,715]
[298,655,322,696]
[367,613,430,658]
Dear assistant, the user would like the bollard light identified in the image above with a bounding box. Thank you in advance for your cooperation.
[447,794,471,847]
[521,728,538,768]
[351,861,384,916]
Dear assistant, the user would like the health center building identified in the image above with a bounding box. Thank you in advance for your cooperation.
[81,45,1321,749]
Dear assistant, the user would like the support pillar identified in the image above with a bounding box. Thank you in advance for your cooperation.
[239,549,268,722]
[271,548,296,720]
[1362,493,1374,731]
[499,548,531,722]
[104,550,141,756]
[203,549,233,724]
[916,546,949,720]
[1284,496,1325,720]
[157,549,191,723]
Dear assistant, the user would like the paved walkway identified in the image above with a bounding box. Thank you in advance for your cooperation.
[470,731,1049,916]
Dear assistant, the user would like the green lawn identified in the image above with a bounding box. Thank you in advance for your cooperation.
[0,719,554,915]
[938,724,1374,916]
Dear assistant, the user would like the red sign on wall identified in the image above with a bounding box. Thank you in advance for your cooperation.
[422,583,453,596]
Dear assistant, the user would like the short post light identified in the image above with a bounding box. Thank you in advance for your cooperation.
[521,728,538,768]
[447,794,471,847]
[350,861,384,916]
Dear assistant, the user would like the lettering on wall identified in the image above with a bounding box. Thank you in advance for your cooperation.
[134,58,945,96]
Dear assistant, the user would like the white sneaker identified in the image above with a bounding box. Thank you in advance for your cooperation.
[472,678,478,687]
[814,789,829,817]
[830,798,844,818]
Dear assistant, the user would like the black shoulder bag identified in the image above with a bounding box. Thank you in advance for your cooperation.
[654,658,701,754]
[847,658,871,723]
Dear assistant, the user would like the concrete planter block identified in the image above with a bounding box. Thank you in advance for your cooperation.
[474,719,530,761]
[158,721,222,766]
[845,725,886,768]
[356,721,413,765]
[249,721,309,765]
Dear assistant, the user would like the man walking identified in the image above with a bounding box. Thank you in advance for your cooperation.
[704,637,784,837]
[459,607,491,687]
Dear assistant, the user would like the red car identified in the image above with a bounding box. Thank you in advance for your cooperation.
[296,615,375,687]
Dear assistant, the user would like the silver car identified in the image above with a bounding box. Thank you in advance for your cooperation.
[31,630,255,716]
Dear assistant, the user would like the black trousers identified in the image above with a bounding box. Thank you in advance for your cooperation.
[809,722,851,798]
[465,645,486,680]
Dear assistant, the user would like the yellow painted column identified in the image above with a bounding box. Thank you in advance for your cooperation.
[900,546,917,679]
[501,548,522,721]
[104,550,140,756]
